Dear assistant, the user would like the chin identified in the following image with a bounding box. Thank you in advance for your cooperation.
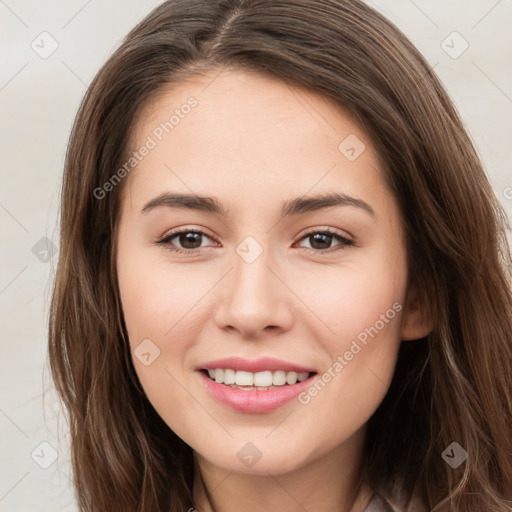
[193,436,318,476]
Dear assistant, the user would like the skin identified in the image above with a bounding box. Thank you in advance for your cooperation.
[115,67,432,512]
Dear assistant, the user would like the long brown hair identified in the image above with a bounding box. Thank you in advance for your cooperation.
[48,1,512,510]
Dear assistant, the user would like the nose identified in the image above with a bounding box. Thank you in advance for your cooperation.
[213,245,294,340]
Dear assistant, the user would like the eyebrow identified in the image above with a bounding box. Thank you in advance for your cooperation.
[141,191,375,218]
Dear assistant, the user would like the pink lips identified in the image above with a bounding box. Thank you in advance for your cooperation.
[196,356,318,413]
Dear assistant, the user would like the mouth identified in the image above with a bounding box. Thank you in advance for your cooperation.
[196,362,318,413]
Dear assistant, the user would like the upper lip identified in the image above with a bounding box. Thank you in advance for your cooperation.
[198,357,316,374]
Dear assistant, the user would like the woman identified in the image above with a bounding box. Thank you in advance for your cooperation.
[48,1,512,510]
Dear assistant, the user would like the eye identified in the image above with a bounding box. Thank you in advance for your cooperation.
[294,228,354,254]
[156,227,354,255]
[156,229,219,254]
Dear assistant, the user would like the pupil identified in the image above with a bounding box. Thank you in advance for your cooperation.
[180,232,202,249]
[310,233,331,250]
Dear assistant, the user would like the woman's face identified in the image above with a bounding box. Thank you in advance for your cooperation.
[116,68,425,475]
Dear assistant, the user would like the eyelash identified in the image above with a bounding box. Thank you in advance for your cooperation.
[156,227,354,256]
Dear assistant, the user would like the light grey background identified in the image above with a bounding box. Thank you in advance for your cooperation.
[1,1,511,510]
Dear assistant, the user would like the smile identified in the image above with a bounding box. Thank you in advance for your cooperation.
[196,357,318,413]
[204,368,311,389]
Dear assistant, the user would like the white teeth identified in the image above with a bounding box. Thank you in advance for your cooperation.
[205,368,312,387]
[272,370,287,386]
[235,370,253,386]
[286,371,297,385]
[253,371,273,387]
[223,368,236,385]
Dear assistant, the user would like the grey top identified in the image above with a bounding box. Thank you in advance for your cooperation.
[363,491,427,512]
[363,493,395,511]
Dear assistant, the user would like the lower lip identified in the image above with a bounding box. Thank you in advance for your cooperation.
[198,371,317,413]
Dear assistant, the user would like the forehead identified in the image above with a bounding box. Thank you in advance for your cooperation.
[123,67,392,220]
[131,67,363,153]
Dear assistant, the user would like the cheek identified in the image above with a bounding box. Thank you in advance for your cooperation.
[117,241,210,346]
[302,243,406,357]
[294,248,406,435]
[295,301,404,459]
[116,241,223,413]
[117,251,213,443]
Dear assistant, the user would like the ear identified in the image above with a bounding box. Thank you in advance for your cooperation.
[400,280,434,341]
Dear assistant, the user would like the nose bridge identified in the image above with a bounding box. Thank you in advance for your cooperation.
[231,235,278,309]
[213,234,293,335]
